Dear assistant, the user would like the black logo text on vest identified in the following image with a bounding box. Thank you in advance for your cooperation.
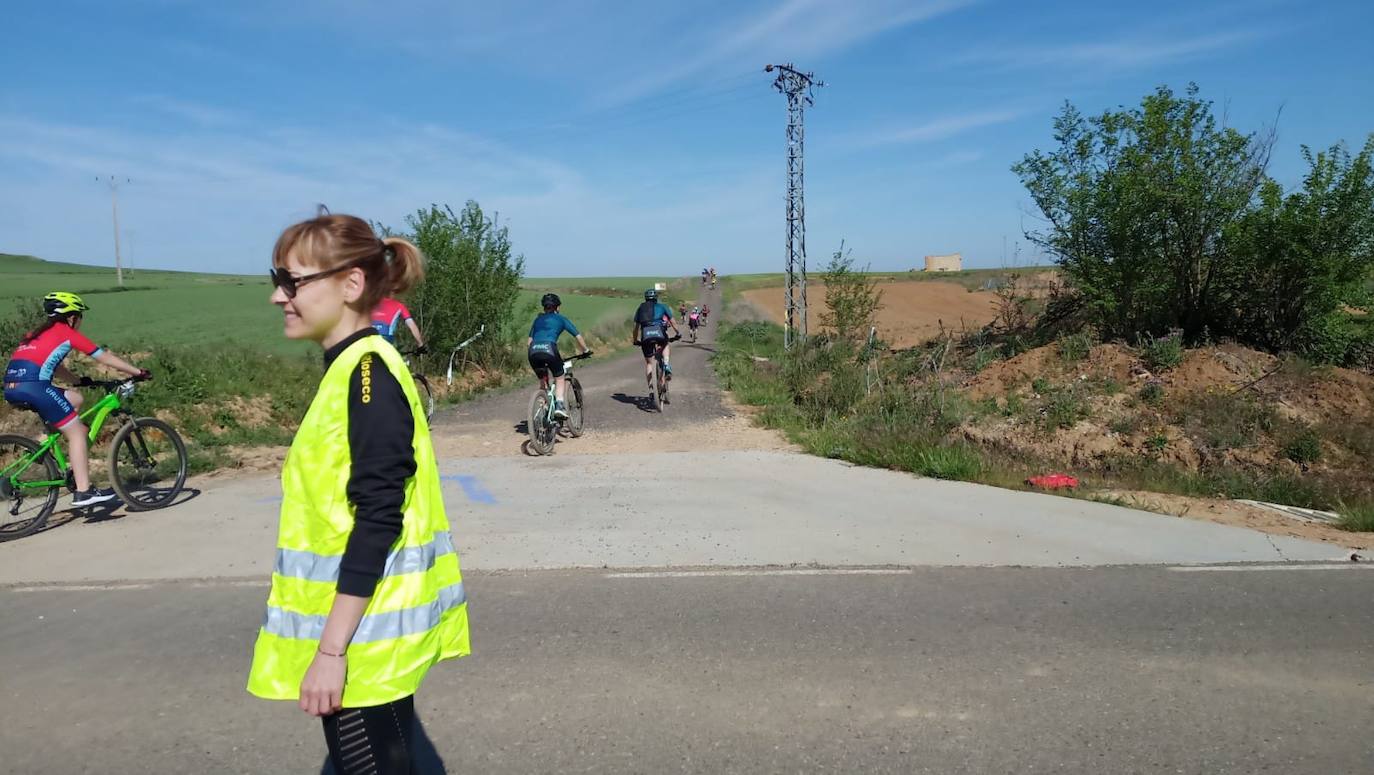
[360,353,373,404]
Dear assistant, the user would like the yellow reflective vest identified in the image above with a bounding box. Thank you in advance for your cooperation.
[247,335,469,707]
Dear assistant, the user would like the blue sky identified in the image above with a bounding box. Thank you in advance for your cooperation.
[2,0,1371,277]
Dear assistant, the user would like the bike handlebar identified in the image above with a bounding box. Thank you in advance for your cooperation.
[85,375,150,392]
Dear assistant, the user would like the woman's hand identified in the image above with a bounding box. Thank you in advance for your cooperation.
[299,652,347,717]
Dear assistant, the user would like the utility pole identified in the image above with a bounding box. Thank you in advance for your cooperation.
[100,176,128,286]
[765,63,823,349]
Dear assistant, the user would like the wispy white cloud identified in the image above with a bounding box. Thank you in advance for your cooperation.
[146,0,978,111]
[954,28,1272,72]
[926,149,985,169]
[129,95,241,127]
[0,112,774,274]
[844,109,1026,149]
[597,0,978,107]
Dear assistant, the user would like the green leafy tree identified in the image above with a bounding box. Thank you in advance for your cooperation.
[401,202,525,370]
[820,242,883,346]
[1014,84,1273,342]
[1226,138,1374,361]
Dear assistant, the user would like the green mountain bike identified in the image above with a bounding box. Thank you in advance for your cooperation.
[0,378,188,541]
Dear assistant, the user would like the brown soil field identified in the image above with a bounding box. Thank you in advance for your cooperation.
[741,279,1001,348]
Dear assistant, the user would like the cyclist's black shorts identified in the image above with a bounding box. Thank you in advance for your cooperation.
[640,336,667,359]
[528,342,564,378]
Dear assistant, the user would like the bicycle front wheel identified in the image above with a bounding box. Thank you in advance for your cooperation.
[109,418,188,511]
[566,378,586,437]
[414,374,435,422]
[527,390,556,455]
[0,435,60,541]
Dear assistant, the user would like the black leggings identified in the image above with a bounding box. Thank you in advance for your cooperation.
[322,695,415,775]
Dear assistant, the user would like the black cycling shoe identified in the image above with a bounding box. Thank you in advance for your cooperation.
[71,488,116,507]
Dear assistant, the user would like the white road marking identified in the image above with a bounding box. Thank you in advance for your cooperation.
[606,568,915,579]
[1168,563,1371,573]
[8,579,268,592]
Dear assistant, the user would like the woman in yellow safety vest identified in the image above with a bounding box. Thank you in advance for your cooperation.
[248,210,469,774]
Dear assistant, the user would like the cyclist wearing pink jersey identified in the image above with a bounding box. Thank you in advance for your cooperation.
[4,292,149,506]
[369,297,425,350]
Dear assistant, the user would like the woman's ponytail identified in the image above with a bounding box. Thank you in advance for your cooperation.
[381,236,425,297]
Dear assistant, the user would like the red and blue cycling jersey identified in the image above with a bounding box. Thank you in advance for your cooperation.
[4,322,103,383]
[370,298,413,343]
[4,322,105,428]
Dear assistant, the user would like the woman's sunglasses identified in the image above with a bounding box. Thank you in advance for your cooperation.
[269,263,357,299]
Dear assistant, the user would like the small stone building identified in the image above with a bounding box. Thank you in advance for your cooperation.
[923,253,963,272]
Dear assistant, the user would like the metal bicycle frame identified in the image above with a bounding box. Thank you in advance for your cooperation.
[537,359,579,426]
[2,391,125,492]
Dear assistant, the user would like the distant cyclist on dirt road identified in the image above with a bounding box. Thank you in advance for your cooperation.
[527,293,590,420]
[3,291,150,507]
[632,289,679,385]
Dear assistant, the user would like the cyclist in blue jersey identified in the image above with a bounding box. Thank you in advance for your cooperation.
[632,289,679,387]
[528,293,589,420]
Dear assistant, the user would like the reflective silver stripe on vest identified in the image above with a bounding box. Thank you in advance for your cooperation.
[261,581,466,643]
[274,531,456,583]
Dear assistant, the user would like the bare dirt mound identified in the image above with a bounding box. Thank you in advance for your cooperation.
[960,340,1374,490]
[742,280,1000,348]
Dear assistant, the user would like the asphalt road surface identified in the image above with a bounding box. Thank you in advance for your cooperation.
[2,282,1371,773]
[3,566,1371,774]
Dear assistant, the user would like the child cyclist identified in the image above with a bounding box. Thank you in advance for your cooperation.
[248,212,469,774]
[3,292,149,506]
[528,293,591,421]
[371,296,425,350]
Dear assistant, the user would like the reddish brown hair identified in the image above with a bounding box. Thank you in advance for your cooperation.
[272,211,424,311]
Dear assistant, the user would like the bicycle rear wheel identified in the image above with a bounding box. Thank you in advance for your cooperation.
[566,378,586,437]
[527,390,557,455]
[109,418,188,511]
[414,374,435,422]
[0,435,60,541]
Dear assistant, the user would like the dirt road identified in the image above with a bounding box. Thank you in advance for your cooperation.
[430,284,789,458]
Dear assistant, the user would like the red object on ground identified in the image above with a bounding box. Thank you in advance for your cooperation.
[1026,473,1080,490]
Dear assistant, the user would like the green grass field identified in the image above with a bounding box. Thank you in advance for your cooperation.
[2,253,310,355]
[2,253,688,356]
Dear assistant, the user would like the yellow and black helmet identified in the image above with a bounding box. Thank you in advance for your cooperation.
[43,291,90,318]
